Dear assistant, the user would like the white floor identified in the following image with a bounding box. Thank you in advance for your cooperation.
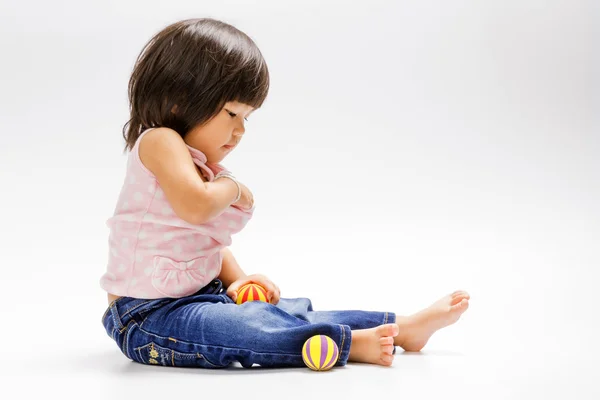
[12,349,598,399]
[7,337,600,399]
[5,281,599,400]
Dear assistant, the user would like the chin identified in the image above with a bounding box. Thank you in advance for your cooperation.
[206,155,225,165]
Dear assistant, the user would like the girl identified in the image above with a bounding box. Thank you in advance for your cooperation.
[100,17,470,369]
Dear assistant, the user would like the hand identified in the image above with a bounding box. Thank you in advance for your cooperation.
[226,274,281,305]
[232,181,254,210]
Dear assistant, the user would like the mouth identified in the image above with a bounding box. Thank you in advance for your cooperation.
[223,144,236,150]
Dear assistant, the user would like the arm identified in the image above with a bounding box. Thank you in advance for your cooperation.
[139,127,239,225]
[218,247,247,288]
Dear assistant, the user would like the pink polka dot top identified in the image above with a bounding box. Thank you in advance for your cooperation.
[99,128,254,299]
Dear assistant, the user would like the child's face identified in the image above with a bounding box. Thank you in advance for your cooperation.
[185,101,255,164]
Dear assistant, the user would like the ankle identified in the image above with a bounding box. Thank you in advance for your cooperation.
[393,315,413,346]
[348,329,367,361]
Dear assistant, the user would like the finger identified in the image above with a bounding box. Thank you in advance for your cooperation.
[226,281,239,294]
[272,286,281,304]
[266,285,277,303]
[226,281,246,301]
[225,287,238,302]
[255,279,275,301]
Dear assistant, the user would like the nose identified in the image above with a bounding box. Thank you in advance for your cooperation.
[233,126,245,137]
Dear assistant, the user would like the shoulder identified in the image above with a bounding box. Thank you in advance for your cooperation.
[137,127,207,188]
[139,127,186,152]
[138,127,193,168]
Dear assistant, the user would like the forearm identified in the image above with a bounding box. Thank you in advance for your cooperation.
[197,179,239,223]
[218,247,247,287]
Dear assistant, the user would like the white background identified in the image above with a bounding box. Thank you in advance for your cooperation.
[1,0,598,398]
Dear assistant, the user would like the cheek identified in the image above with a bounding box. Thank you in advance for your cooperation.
[209,120,232,138]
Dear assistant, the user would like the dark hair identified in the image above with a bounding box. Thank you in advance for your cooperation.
[122,18,270,152]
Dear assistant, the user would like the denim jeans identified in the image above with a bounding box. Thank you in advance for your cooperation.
[101,279,396,368]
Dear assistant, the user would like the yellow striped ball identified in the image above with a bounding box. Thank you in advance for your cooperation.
[236,283,268,305]
[302,335,339,371]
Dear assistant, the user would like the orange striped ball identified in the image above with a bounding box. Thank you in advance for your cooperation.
[236,283,268,305]
[302,335,339,371]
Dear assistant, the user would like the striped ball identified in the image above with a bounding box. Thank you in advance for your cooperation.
[302,335,339,371]
[236,283,268,305]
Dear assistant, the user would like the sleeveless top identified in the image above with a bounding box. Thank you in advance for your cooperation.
[99,128,254,299]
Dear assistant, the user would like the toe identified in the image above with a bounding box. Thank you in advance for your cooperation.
[379,336,394,346]
[382,344,395,354]
[462,298,470,309]
[451,294,470,306]
[380,353,394,365]
[376,323,399,338]
[452,290,470,299]
[451,298,469,312]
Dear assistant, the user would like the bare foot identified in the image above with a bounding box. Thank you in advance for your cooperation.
[395,290,470,352]
[348,324,399,366]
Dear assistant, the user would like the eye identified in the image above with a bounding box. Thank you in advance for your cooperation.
[227,110,249,122]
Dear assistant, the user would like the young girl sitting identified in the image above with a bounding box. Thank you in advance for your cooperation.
[100,17,470,369]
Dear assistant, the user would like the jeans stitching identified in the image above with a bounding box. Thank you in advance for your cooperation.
[339,325,346,366]
[121,320,131,354]
[135,324,302,358]
[137,297,230,329]
[109,304,125,331]
[136,347,143,364]
[101,306,111,325]
[119,321,128,334]
[122,324,128,355]
[133,340,222,368]
[138,302,173,328]
[121,300,156,319]
[110,300,165,333]
[101,296,120,326]
[122,320,137,359]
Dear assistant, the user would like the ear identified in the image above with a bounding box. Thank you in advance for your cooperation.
[171,104,178,114]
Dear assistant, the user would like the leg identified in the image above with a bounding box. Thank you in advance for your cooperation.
[274,297,400,366]
[394,290,471,351]
[118,292,399,369]
[274,296,396,330]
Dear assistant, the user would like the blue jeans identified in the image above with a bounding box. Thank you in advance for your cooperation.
[101,279,396,368]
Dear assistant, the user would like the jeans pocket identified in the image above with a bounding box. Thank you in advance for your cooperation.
[134,342,222,369]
